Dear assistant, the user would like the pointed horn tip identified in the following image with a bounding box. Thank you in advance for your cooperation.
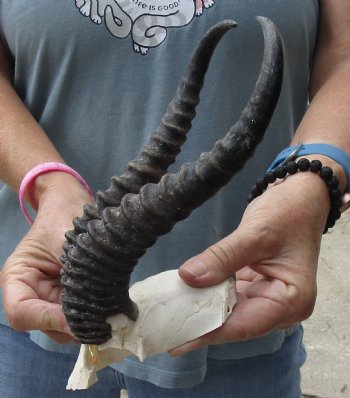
[255,16,279,33]
[255,16,283,52]
[217,19,238,30]
[255,16,272,25]
[207,19,237,36]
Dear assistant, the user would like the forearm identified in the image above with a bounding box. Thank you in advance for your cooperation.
[0,40,85,210]
[295,63,350,143]
[292,64,350,189]
[0,44,64,179]
[291,0,350,192]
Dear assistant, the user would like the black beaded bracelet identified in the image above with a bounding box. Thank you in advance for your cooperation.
[247,158,343,234]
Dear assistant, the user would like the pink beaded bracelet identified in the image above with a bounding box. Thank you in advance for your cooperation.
[19,162,95,224]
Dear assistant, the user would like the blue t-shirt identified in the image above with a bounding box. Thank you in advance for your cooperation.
[0,0,318,388]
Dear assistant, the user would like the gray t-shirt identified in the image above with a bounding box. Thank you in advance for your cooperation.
[0,0,318,388]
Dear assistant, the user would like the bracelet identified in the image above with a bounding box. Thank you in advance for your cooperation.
[248,158,342,234]
[268,142,350,191]
[269,142,350,213]
[19,162,95,224]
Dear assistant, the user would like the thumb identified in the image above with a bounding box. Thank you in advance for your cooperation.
[179,229,262,287]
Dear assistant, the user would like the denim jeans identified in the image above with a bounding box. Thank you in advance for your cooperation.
[0,323,306,398]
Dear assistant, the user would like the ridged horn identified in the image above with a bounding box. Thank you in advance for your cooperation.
[63,20,237,247]
[61,17,284,345]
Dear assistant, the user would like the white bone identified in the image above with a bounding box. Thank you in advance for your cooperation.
[67,269,236,390]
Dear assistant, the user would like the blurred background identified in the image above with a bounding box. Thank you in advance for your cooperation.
[301,211,350,398]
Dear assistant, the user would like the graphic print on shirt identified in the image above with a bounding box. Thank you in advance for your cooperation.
[74,0,215,54]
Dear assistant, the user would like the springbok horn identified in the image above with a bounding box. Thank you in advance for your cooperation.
[63,19,236,255]
[61,17,284,345]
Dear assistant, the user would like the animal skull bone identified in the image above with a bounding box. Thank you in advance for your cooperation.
[67,269,236,390]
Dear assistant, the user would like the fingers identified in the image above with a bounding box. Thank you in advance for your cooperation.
[178,229,265,287]
[170,295,290,356]
[2,266,70,334]
[3,280,76,342]
[5,298,72,336]
[170,276,316,356]
[43,330,77,345]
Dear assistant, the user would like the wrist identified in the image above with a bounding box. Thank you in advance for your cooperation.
[249,157,343,234]
[269,142,350,193]
[20,162,95,224]
[283,167,330,211]
[298,154,347,193]
[279,169,329,220]
[29,171,93,211]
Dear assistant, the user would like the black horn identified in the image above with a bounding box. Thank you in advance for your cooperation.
[61,17,284,345]
[62,20,236,247]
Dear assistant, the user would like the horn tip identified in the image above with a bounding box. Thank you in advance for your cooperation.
[255,16,276,30]
[220,19,238,30]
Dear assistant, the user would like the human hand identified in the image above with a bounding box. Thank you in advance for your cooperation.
[171,170,330,355]
[0,173,93,344]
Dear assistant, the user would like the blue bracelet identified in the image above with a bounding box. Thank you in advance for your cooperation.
[268,142,350,192]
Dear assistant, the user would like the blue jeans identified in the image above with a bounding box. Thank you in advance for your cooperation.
[0,323,306,398]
